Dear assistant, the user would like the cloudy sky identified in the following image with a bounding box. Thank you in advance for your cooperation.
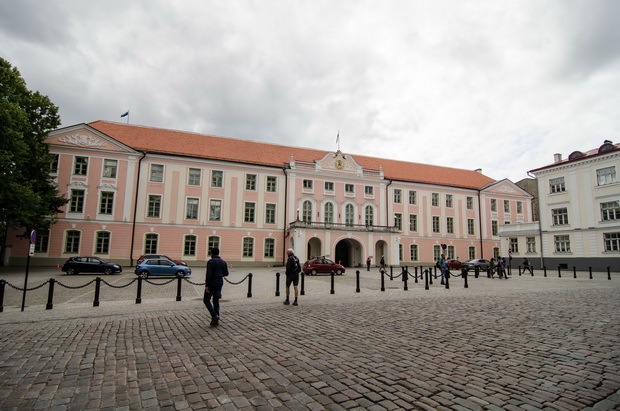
[1,1,619,182]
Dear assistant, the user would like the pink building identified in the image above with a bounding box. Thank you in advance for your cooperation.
[5,121,533,268]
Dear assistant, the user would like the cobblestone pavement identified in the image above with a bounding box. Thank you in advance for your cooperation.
[0,271,619,410]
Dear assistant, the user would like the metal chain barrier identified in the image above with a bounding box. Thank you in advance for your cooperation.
[55,279,98,290]
[101,278,138,288]
[5,280,50,292]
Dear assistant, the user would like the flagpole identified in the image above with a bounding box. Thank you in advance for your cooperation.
[336,130,340,152]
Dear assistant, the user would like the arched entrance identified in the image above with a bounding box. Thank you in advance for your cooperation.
[335,238,363,267]
[306,238,322,261]
[375,240,388,265]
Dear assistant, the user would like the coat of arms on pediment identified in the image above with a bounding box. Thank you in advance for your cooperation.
[318,151,361,173]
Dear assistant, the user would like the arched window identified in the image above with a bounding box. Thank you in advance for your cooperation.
[324,202,334,224]
[365,205,374,226]
[345,204,354,226]
[302,200,312,223]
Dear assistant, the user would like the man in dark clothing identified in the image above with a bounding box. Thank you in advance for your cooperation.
[204,247,229,327]
[284,248,301,306]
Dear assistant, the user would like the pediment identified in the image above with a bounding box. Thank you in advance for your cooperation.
[46,124,136,154]
[316,151,363,175]
[483,179,530,197]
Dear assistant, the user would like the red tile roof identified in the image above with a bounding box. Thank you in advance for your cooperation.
[88,121,496,190]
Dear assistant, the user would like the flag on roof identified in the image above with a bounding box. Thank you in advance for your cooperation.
[121,111,129,118]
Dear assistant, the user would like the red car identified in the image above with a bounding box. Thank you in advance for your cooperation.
[303,257,345,275]
[446,259,462,270]
[136,254,187,266]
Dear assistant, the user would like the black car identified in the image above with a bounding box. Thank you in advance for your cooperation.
[62,256,123,275]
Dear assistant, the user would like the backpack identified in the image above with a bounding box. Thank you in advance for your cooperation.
[292,255,302,274]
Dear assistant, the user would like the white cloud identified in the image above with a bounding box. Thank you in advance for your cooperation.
[1,0,619,182]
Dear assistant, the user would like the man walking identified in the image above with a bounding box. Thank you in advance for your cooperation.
[284,248,301,306]
[439,253,447,285]
[204,247,229,327]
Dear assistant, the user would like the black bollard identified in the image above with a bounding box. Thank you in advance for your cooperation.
[275,272,281,297]
[300,272,305,296]
[46,278,56,310]
[0,279,5,312]
[390,265,393,281]
[176,275,183,301]
[573,266,577,279]
[380,269,385,292]
[445,269,450,289]
[544,266,547,277]
[356,270,360,293]
[136,276,143,304]
[558,265,562,278]
[519,265,522,276]
[589,266,593,279]
[330,271,335,294]
[531,266,534,276]
[429,267,434,285]
[424,269,429,290]
[608,266,611,280]
[414,266,419,283]
[403,269,408,291]
[462,268,468,288]
[94,277,101,307]
[247,273,253,298]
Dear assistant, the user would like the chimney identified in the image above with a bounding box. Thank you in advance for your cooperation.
[553,153,562,163]
[474,168,482,173]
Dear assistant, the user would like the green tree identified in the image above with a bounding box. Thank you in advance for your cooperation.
[0,58,67,264]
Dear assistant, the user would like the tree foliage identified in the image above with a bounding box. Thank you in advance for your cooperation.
[0,58,67,253]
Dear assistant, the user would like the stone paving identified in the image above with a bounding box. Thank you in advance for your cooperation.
[0,270,619,410]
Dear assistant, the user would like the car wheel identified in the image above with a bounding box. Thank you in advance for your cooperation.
[176,270,185,277]
[139,271,149,279]
[66,268,76,275]
[104,268,112,275]
[336,269,343,275]
[311,269,318,276]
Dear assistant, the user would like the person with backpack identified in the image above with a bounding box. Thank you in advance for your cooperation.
[204,247,229,327]
[284,248,301,306]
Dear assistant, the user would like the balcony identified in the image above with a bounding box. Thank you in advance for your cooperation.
[289,221,399,233]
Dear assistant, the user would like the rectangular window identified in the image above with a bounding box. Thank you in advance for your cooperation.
[144,233,158,254]
[208,236,220,254]
[552,208,569,225]
[103,159,117,178]
[410,244,418,261]
[604,233,620,252]
[527,237,536,253]
[467,218,475,235]
[409,191,417,205]
[395,213,402,230]
[432,193,439,207]
[51,154,59,173]
[209,199,222,221]
[490,199,497,212]
[147,195,162,218]
[69,189,85,213]
[244,202,256,223]
[65,230,80,253]
[264,238,275,258]
[554,235,571,253]
[409,214,418,232]
[466,196,473,210]
[325,182,335,192]
[246,174,257,190]
[186,198,199,220]
[184,235,197,256]
[399,244,403,261]
[446,217,454,234]
[243,237,254,257]
[99,192,114,215]
[469,246,476,260]
[446,194,453,208]
[35,229,50,253]
[517,201,523,214]
[447,245,455,259]
[432,216,440,233]
[211,170,223,187]
[510,238,519,253]
[188,168,201,186]
[394,189,402,203]
[601,201,620,221]
[549,177,566,193]
[364,186,373,196]
[303,179,313,190]
[504,200,510,213]
[491,220,498,236]
[150,164,163,182]
[265,203,276,224]
[345,184,355,194]
[433,245,441,261]
[73,156,88,175]
[597,166,617,186]
[493,247,500,260]
[266,176,277,192]
[96,231,110,254]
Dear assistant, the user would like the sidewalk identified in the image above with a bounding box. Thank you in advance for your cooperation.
[0,273,619,410]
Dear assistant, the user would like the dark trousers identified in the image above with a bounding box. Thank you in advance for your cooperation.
[203,283,223,319]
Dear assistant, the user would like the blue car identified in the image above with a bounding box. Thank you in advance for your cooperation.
[134,258,191,278]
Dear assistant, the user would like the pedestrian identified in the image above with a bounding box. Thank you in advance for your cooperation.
[439,253,447,284]
[366,256,371,271]
[523,257,533,274]
[284,248,301,306]
[203,247,229,327]
[497,257,505,279]
[380,255,385,271]
[489,258,496,278]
